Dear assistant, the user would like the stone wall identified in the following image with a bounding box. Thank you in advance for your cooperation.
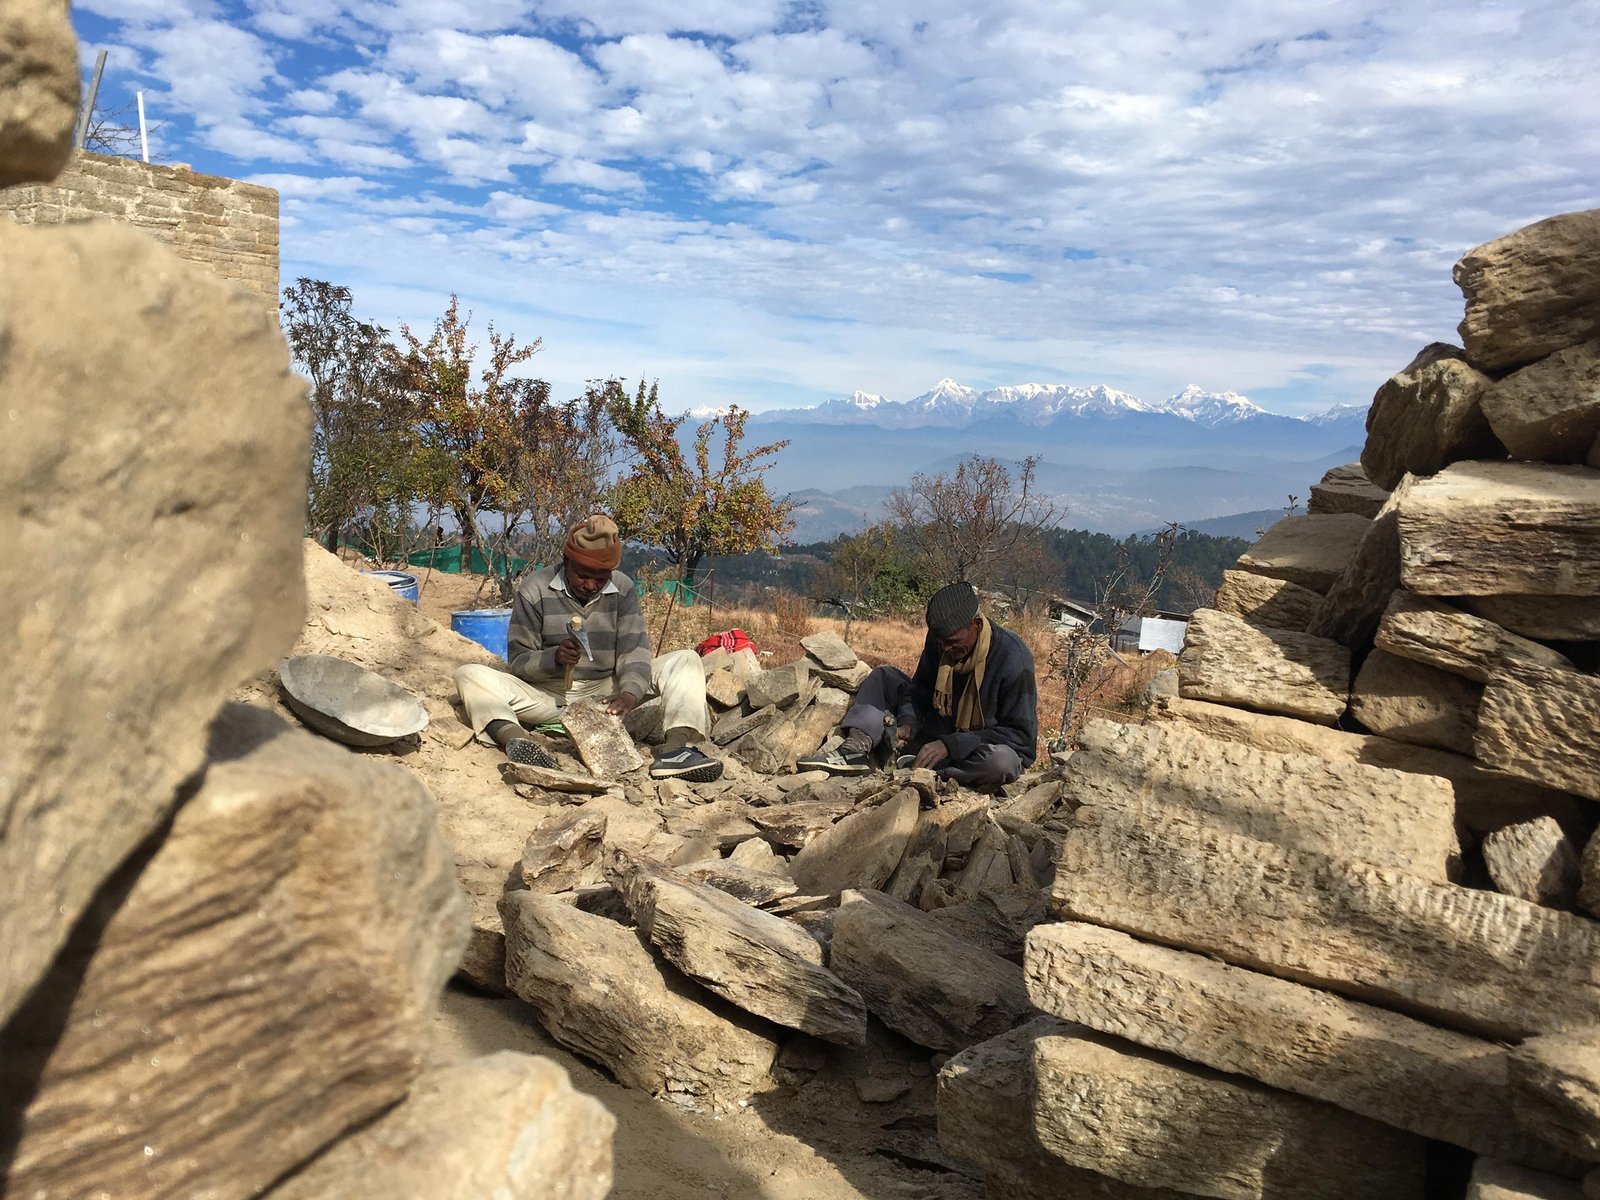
[0,149,279,303]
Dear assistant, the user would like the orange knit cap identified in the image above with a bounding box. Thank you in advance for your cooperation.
[564,514,622,570]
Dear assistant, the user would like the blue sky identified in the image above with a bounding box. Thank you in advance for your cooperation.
[71,0,1599,416]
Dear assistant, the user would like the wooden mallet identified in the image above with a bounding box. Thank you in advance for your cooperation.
[562,615,585,694]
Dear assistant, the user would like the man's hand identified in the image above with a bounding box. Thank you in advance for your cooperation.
[895,723,912,749]
[913,740,949,770]
[554,637,582,668]
[604,691,639,717]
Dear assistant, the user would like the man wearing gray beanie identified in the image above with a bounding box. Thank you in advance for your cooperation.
[798,581,1037,787]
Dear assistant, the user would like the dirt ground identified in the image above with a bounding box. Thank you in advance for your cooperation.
[253,546,988,1199]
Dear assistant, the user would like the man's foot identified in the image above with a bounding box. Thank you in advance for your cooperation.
[796,743,873,776]
[505,738,557,769]
[649,745,725,783]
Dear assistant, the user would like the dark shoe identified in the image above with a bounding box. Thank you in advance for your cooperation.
[650,746,725,783]
[796,743,872,776]
[506,738,557,769]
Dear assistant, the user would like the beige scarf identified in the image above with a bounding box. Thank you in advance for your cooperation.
[933,616,992,731]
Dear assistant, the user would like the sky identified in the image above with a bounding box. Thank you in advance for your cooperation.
[70,0,1600,417]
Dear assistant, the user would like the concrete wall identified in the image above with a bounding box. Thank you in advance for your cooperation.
[0,151,279,303]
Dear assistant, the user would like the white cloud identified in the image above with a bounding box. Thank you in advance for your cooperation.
[543,159,645,191]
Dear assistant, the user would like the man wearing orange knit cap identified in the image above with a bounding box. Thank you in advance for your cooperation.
[453,514,723,782]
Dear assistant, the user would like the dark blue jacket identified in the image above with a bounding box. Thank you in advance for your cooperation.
[900,621,1038,768]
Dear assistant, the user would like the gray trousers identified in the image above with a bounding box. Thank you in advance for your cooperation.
[839,665,1023,787]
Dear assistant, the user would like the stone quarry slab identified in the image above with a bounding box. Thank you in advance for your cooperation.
[607,851,866,1045]
[729,711,799,773]
[1455,208,1600,374]
[1055,799,1600,1039]
[1478,663,1600,802]
[788,787,920,896]
[0,0,79,186]
[1376,591,1574,682]
[815,659,872,690]
[1484,818,1582,908]
[1065,718,1457,879]
[1483,338,1600,463]
[1030,1030,1425,1200]
[505,760,614,794]
[778,685,851,769]
[0,705,468,1200]
[1510,1031,1600,1165]
[1308,462,1390,517]
[1467,595,1600,640]
[746,660,810,709]
[561,697,646,777]
[1153,695,1587,835]
[500,890,779,1112]
[1178,607,1349,723]
[1362,343,1499,490]
[1212,568,1323,630]
[938,1018,1187,1200]
[679,859,796,905]
[801,630,859,670]
[1025,922,1578,1171]
[520,807,609,894]
[1350,646,1482,756]
[832,888,1031,1052]
[1235,512,1373,592]
[1307,476,1413,649]
[929,885,1050,960]
[266,1052,614,1200]
[1399,460,1600,597]
[704,667,745,708]
[749,794,855,849]
[1468,1159,1586,1200]
[712,702,781,746]
[0,223,311,1026]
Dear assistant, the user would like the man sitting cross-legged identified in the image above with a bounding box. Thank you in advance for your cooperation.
[797,581,1036,788]
[452,514,724,783]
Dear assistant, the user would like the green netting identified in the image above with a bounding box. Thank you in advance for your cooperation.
[406,545,529,575]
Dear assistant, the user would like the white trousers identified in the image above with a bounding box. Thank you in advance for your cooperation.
[453,649,710,748]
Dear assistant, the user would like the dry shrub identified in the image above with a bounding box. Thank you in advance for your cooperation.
[768,590,815,642]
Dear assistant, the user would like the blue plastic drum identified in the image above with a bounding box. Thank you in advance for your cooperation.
[451,608,512,660]
[363,570,420,604]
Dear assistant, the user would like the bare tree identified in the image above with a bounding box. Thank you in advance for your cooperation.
[83,97,162,158]
[887,454,1057,589]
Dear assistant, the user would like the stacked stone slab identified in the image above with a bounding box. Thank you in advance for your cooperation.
[0,14,612,1195]
[939,208,1600,1199]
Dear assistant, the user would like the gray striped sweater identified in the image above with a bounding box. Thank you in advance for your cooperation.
[506,565,654,700]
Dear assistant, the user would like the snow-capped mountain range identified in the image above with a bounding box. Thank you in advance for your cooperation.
[750,379,1361,430]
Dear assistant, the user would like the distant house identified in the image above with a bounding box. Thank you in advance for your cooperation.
[1048,597,1099,631]
[1047,595,1189,654]
[1137,615,1189,654]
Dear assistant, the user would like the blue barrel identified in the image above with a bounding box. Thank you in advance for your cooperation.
[364,570,420,604]
[452,608,512,660]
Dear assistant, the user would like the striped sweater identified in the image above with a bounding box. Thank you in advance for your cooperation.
[506,565,654,700]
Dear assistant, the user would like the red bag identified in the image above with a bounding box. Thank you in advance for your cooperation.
[697,628,757,656]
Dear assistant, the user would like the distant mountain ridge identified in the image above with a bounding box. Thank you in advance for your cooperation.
[750,379,1363,430]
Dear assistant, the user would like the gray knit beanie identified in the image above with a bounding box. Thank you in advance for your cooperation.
[925,582,980,638]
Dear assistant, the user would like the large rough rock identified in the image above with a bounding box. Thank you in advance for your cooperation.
[746,660,810,709]
[1362,343,1499,490]
[1455,209,1600,374]
[1055,799,1600,1039]
[1178,607,1349,723]
[1477,662,1600,802]
[1065,719,1457,879]
[1307,476,1413,649]
[606,851,868,1045]
[500,890,778,1112]
[1483,818,1582,908]
[0,705,468,1200]
[1234,512,1373,592]
[0,0,79,186]
[938,1018,1188,1200]
[1308,462,1389,517]
[788,787,919,896]
[1030,1029,1426,1199]
[1375,591,1573,682]
[830,888,1031,1052]
[1154,694,1586,835]
[1025,923,1579,1171]
[1482,339,1600,463]
[800,630,858,670]
[519,807,608,894]
[1349,647,1482,756]
[1398,461,1600,597]
[1510,1031,1600,1164]
[1468,1159,1586,1200]
[1212,568,1323,631]
[0,223,310,1026]
[1466,595,1600,640]
[266,1052,614,1200]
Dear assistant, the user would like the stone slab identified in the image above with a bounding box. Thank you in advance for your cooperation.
[746,661,810,709]
[1477,662,1600,802]
[1510,1031,1600,1164]
[1350,646,1482,756]
[1055,798,1600,1039]
[1483,338,1600,463]
[1362,343,1499,490]
[1468,1159,1586,1200]
[1307,476,1412,649]
[1178,607,1349,723]
[1398,460,1600,597]
[520,807,608,894]
[1235,512,1373,592]
[1376,591,1574,682]
[1308,462,1390,517]
[1484,818,1582,908]
[801,630,859,670]
[561,697,646,778]
[788,787,919,896]
[1213,568,1323,630]
[1466,595,1600,641]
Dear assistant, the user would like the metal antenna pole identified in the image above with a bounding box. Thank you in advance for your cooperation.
[136,90,149,162]
[74,49,108,149]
